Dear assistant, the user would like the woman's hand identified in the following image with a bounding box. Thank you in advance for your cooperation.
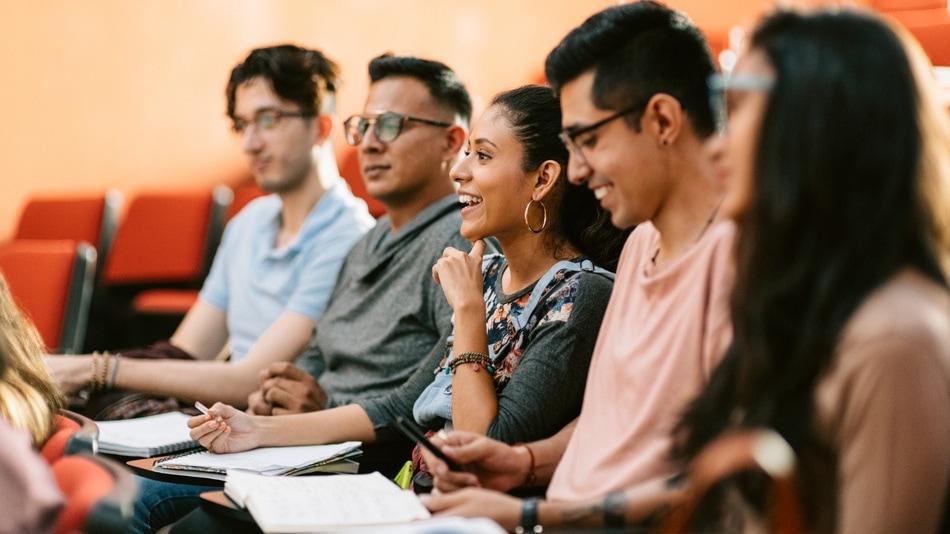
[422,487,523,532]
[432,240,487,315]
[187,402,260,453]
[43,354,91,394]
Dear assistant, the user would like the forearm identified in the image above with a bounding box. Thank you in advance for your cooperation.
[114,358,260,407]
[539,476,681,529]
[450,304,495,433]
[255,404,376,447]
[523,418,577,486]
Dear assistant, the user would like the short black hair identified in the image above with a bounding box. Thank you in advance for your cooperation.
[226,44,340,118]
[545,1,716,138]
[368,53,472,126]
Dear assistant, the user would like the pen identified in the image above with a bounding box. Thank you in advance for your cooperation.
[194,401,211,415]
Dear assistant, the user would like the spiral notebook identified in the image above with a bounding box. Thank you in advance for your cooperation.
[96,411,199,457]
[152,441,362,482]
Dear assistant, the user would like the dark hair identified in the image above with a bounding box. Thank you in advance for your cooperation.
[368,53,473,127]
[226,44,341,118]
[491,85,628,271]
[675,8,947,474]
[545,1,716,138]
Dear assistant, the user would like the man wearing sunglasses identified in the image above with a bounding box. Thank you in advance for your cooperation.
[421,3,736,531]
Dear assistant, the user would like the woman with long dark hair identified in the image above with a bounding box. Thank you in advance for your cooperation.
[674,8,950,532]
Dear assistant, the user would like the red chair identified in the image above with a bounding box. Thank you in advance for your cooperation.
[870,0,950,66]
[0,240,97,353]
[51,453,137,534]
[13,190,122,280]
[41,410,99,464]
[336,143,386,218]
[101,186,230,286]
[95,187,230,347]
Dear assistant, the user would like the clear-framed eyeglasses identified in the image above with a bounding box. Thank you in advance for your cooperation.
[707,74,775,132]
[343,111,451,146]
[231,108,315,135]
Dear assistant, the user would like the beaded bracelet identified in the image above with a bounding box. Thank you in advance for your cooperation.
[447,351,495,374]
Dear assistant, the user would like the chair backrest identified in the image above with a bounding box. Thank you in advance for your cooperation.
[0,240,97,353]
[51,453,137,534]
[335,143,386,218]
[227,178,267,221]
[14,190,122,279]
[41,410,99,464]
[101,186,231,286]
[661,428,803,534]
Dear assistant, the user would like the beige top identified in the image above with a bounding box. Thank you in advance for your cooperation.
[812,269,950,533]
[0,418,63,533]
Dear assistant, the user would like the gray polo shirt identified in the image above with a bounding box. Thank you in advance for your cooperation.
[296,195,470,438]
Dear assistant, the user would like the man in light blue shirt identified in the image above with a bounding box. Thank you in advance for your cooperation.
[46,45,374,411]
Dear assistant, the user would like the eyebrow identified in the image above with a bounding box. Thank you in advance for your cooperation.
[472,137,498,148]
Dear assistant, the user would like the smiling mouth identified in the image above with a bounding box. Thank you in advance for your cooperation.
[592,184,612,200]
[458,193,483,206]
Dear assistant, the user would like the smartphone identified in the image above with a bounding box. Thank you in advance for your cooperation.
[393,416,462,471]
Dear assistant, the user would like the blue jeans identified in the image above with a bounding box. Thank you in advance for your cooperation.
[130,476,219,534]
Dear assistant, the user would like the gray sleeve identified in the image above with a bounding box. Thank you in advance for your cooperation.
[357,231,468,442]
[486,272,613,444]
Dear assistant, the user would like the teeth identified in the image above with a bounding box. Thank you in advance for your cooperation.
[593,185,611,200]
[458,194,483,206]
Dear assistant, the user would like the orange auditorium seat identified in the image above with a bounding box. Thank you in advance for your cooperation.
[41,410,98,464]
[13,190,122,279]
[0,240,96,353]
[336,143,386,218]
[51,453,137,534]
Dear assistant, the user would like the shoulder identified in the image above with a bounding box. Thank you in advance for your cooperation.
[826,270,950,398]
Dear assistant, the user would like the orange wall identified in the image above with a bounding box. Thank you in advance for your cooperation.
[0,0,840,240]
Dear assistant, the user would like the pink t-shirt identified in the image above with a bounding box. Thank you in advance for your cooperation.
[547,220,735,501]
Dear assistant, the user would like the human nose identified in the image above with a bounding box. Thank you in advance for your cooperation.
[242,125,264,153]
[358,120,384,152]
[450,154,471,184]
[566,152,592,185]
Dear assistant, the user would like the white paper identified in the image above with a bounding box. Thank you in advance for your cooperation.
[226,471,431,533]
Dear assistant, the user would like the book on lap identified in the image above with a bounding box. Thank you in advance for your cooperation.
[96,412,199,457]
[224,471,431,533]
[152,441,363,482]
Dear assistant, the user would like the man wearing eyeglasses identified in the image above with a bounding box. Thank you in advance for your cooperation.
[46,45,375,421]
[421,3,736,531]
[243,53,474,464]
[130,53,474,533]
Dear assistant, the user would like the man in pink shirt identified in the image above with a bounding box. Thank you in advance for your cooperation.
[421,2,733,531]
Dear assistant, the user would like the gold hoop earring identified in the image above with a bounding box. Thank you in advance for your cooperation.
[524,199,547,233]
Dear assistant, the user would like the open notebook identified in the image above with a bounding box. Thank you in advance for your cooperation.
[152,441,362,482]
[96,412,199,457]
[225,471,430,533]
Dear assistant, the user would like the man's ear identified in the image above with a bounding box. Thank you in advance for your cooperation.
[443,124,467,161]
[644,93,684,147]
[533,160,562,201]
[313,114,334,146]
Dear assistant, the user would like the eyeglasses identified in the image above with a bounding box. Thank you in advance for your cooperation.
[559,104,643,165]
[343,111,451,146]
[231,108,315,135]
[707,74,774,132]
